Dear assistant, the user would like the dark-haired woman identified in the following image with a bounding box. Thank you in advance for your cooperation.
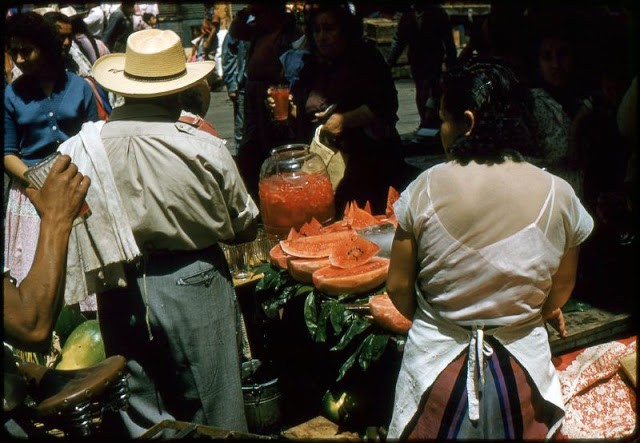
[4,11,98,288]
[386,59,594,439]
[289,3,406,214]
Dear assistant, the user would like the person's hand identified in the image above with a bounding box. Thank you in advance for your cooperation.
[542,306,567,339]
[321,113,345,138]
[265,87,294,121]
[228,90,238,103]
[24,155,90,227]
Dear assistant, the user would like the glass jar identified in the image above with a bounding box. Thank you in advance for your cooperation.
[259,144,335,240]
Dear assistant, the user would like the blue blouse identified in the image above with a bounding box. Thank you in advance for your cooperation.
[4,71,99,166]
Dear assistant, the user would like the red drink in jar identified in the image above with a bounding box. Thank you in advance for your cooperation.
[259,171,335,239]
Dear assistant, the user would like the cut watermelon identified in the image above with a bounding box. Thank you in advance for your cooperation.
[269,243,291,269]
[280,230,356,258]
[299,217,324,237]
[368,293,412,334]
[288,257,332,283]
[329,234,380,268]
[312,257,389,296]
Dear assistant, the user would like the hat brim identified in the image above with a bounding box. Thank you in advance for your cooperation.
[93,54,215,98]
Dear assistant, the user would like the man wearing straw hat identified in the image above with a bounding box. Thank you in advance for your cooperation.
[91,28,258,437]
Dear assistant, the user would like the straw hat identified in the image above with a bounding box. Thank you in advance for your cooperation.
[93,29,215,98]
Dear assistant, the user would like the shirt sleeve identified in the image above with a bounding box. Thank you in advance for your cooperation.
[3,85,19,156]
[565,190,594,249]
[394,172,426,234]
[201,139,259,240]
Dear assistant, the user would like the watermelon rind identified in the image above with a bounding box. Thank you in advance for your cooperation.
[313,257,390,296]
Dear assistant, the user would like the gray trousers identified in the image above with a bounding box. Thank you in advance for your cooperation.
[97,245,247,438]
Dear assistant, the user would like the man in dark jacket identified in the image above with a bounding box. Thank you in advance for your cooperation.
[221,32,250,157]
[102,0,135,53]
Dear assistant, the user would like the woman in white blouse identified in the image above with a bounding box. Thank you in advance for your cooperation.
[386,59,594,440]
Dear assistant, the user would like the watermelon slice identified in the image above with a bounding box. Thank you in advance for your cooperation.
[320,219,350,233]
[312,257,389,296]
[280,230,356,258]
[288,257,332,283]
[299,217,324,237]
[269,243,291,269]
[347,206,379,230]
[368,293,412,334]
[329,234,380,269]
[386,186,400,218]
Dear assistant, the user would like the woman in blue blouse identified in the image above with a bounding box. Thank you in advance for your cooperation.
[4,11,98,288]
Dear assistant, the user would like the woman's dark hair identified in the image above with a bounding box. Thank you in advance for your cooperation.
[304,3,363,55]
[5,11,65,70]
[442,57,533,165]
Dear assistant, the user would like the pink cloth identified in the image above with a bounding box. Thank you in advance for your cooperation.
[4,182,40,284]
[4,181,97,313]
[555,336,636,439]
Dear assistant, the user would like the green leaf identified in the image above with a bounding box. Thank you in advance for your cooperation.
[314,301,333,343]
[329,302,346,335]
[255,265,281,291]
[294,285,314,297]
[357,333,389,371]
[331,316,371,351]
[336,337,368,382]
[303,292,318,337]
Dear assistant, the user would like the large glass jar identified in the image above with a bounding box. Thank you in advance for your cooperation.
[259,144,335,240]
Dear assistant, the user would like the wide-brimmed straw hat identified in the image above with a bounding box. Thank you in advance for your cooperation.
[93,29,215,98]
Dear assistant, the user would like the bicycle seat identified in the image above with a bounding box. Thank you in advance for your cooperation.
[18,355,127,418]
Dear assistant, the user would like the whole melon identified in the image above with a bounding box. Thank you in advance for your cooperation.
[56,320,106,370]
[54,304,87,346]
[312,257,389,296]
[321,389,358,424]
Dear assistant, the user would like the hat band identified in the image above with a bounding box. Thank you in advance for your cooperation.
[123,68,188,82]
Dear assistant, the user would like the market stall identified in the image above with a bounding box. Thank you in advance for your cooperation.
[228,206,636,440]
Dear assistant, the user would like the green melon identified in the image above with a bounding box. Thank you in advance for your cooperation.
[321,389,358,424]
[54,304,87,346]
[56,320,106,370]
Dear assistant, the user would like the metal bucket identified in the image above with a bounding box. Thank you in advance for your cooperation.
[242,378,282,435]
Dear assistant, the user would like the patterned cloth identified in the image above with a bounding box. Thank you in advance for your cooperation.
[4,182,40,283]
[3,182,98,313]
[555,336,636,439]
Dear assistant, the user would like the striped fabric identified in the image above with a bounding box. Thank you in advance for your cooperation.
[405,337,555,440]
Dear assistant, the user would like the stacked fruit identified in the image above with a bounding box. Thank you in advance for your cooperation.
[269,188,400,296]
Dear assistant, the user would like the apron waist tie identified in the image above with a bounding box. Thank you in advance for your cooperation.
[466,325,494,422]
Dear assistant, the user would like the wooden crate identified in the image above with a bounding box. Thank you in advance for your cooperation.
[363,18,398,44]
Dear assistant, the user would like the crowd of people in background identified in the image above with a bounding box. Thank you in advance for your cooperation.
[3,1,637,440]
